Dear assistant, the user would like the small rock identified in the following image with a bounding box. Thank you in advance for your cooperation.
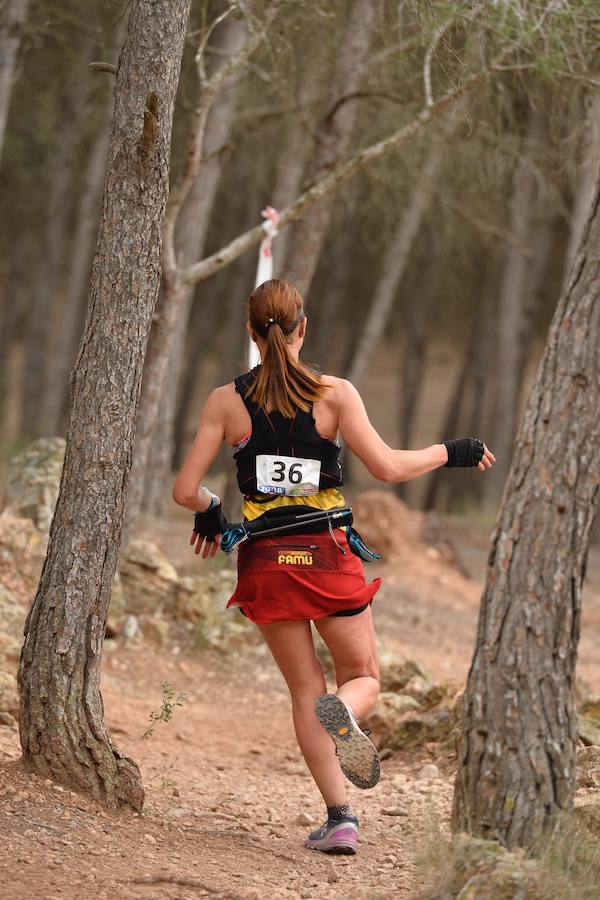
[0,712,17,728]
[144,834,157,844]
[416,763,440,781]
[294,812,313,826]
[122,614,139,640]
[578,714,600,747]
[379,747,394,761]
[381,807,408,817]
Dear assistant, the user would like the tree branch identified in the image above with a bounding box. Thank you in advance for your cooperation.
[162,0,283,282]
[181,66,489,289]
[88,62,117,75]
[423,15,454,107]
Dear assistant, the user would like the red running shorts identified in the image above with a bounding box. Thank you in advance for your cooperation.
[226,530,382,624]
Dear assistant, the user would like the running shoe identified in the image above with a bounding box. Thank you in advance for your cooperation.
[315,693,380,789]
[305,816,359,855]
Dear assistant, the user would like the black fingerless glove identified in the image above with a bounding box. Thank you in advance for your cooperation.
[443,437,484,468]
[193,502,227,542]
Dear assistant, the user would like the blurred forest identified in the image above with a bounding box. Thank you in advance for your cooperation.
[1,0,598,527]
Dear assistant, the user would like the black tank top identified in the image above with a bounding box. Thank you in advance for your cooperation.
[233,367,344,500]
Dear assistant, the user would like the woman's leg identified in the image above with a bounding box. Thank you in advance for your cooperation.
[314,605,380,719]
[257,618,348,807]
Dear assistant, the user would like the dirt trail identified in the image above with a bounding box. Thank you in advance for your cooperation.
[3,507,600,899]
[0,627,454,900]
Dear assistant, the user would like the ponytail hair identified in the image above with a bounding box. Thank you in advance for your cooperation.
[245,279,327,418]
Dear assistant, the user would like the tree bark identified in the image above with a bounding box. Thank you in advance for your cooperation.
[18,0,190,808]
[0,0,29,164]
[452,168,600,849]
[282,0,378,298]
[346,130,451,387]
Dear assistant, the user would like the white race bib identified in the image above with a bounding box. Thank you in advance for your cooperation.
[255,454,321,496]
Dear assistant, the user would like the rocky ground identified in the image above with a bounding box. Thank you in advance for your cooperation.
[2,440,600,898]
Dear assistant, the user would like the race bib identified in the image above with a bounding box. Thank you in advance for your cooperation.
[255,454,321,496]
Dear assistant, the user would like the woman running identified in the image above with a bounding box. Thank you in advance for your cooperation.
[172,278,495,855]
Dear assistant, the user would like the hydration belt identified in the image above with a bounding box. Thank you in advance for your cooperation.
[220,505,381,562]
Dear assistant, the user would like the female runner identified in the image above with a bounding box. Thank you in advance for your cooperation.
[172,278,495,855]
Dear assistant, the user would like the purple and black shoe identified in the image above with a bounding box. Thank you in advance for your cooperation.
[304,815,359,855]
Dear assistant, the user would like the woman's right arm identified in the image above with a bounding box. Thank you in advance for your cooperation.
[336,379,494,482]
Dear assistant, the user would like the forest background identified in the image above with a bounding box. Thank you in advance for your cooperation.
[1,1,600,896]
[2,0,598,530]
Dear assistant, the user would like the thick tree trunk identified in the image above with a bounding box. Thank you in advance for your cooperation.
[452,169,600,849]
[282,0,377,298]
[484,105,546,509]
[0,0,29,164]
[124,14,245,539]
[18,0,190,808]
[346,132,450,387]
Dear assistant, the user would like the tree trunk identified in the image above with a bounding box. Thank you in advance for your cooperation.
[124,14,245,539]
[271,72,324,277]
[282,0,377,298]
[20,91,86,438]
[565,93,600,274]
[18,0,190,808]
[395,297,431,501]
[484,105,546,509]
[346,132,450,387]
[0,0,29,164]
[172,285,225,469]
[41,85,115,436]
[452,168,600,849]
[423,324,479,511]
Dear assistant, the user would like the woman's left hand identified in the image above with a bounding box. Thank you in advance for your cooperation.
[478,444,496,471]
[190,531,222,559]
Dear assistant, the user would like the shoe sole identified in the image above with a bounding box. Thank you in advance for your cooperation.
[315,693,380,789]
[305,842,357,855]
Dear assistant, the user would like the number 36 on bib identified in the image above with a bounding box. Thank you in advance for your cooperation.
[256,454,321,496]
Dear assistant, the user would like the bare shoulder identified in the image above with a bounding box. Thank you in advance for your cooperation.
[320,374,361,406]
[201,382,237,418]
